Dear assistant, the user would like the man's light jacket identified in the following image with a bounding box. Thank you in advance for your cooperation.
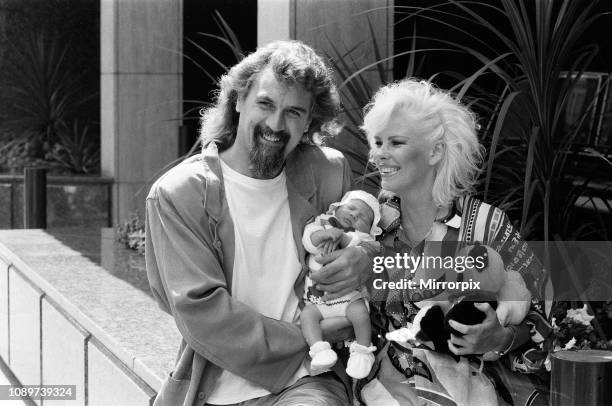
[145,141,353,405]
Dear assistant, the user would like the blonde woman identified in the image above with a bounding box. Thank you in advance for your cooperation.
[360,79,552,406]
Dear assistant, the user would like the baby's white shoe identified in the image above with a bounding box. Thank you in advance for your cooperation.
[346,342,376,379]
[309,341,338,371]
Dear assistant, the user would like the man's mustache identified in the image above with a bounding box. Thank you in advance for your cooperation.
[255,125,290,143]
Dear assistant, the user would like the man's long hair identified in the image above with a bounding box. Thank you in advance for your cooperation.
[199,40,341,150]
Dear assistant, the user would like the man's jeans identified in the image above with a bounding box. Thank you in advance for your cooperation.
[206,373,349,406]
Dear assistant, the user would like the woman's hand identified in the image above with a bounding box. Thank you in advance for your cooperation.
[320,317,354,343]
[446,303,512,356]
[309,246,371,300]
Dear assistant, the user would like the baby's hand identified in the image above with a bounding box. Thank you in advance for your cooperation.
[326,228,345,243]
[317,228,345,253]
[320,240,337,254]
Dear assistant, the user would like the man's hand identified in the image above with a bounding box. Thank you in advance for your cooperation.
[447,302,511,356]
[320,317,353,343]
[309,245,371,300]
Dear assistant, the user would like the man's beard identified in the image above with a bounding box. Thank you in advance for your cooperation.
[248,124,290,178]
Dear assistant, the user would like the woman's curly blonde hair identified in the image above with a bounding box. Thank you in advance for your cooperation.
[362,79,485,207]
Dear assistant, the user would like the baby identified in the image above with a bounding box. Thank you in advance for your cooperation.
[301,190,381,379]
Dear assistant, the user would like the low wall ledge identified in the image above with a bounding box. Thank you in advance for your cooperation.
[0,228,181,392]
[0,174,114,184]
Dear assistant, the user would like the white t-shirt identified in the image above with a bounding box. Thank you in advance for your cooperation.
[206,160,308,404]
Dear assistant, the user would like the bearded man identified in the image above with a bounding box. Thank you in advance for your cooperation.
[145,40,373,406]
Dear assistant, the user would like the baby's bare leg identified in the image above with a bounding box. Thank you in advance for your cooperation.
[346,299,371,346]
[301,303,324,346]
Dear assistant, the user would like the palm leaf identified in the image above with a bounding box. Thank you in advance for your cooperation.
[483,90,520,200]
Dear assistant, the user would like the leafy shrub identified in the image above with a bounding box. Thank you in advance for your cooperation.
[0,136,56,173]
[117,213,145,255]
[0,0,99,175]
[45,121,100,174]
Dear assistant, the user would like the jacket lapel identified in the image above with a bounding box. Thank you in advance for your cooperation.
[285,147,319,304]
[202,143,236,287]
[285,149,318,263]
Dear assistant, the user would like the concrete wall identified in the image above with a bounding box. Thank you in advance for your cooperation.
[101,0,183,225]
[258,0,393,77]
[0,229,181,405]
[0,175,112,229]
[0,264,156,406]
[258,0,292,44]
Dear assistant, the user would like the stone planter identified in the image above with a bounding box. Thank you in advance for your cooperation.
[0,174,112,229]
[100,228,149,296]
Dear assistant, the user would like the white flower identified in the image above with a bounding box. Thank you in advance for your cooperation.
[563,337,577,350]
[565,305,594,326]
[385,326,416,343]
[544,355,551,372]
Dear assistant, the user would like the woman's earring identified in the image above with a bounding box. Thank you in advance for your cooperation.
[368,157,378,168]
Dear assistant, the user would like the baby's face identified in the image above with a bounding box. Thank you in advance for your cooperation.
[334,199,374,234]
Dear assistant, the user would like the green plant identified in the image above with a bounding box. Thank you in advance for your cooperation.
[324,1,611,243]
[321,19,391,193]
[411,1,612,242]
[0,24,99,175]
[45,121,100,174]
[0,136,51,173]
[321,14,504,194]
[177,10,245,134]
[117,212,145,255]
[1,31,96,153]
[548,302,612,362]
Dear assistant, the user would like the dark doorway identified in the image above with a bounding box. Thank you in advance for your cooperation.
[182,0,257,153]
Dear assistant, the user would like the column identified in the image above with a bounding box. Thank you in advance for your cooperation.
[101,0,183,224]
[258,0,292,45]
